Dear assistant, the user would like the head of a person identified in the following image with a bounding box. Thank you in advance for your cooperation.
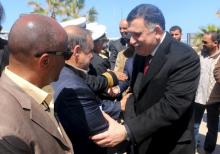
[94,34,108,53]
[169,25,182,41]
[8,14,69,87]
[65,26,94,71]
[202,32,220,54]
[119,19,129,40]
[127,4,165,56]
[86,23,108,54]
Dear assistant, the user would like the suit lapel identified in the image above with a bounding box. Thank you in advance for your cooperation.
[30,102,70,150]
[138,33,171,94]
[0,73,71,151]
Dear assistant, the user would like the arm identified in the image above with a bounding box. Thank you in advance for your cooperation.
[214,57,220,83]
[86,71,120,94]
[85,74,109,93]
[55,87,109,136]
[0,136,31,154]
[101,99,121,120]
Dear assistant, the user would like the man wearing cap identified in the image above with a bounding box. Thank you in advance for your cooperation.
[86,23,111,75]
[0,14,73,154]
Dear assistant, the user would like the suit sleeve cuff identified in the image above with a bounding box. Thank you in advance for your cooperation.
[102,71,118,87]
[124,124,135,144]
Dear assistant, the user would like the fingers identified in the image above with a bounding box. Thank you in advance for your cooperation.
[102,112,114,122]
[91,133,116,148]
[96,139,115,147]
[91,131,108,143]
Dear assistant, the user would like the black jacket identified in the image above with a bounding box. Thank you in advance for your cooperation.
[124,33,200,154]
[109,38,127,69]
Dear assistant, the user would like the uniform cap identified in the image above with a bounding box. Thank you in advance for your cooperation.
[60,17,86,28]
[86,22,106,41]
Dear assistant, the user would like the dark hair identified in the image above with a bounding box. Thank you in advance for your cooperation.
[205,32,220,45]
[169,25,182,33]
[127,4,165,30]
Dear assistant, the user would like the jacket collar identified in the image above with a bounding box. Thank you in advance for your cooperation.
[138,32,171,93]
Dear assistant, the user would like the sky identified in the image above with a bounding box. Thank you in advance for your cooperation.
[1,0,220,41]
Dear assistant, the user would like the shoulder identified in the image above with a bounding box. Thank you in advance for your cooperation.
[0,87,32,151]
[169,41,199,62]
[109,39,121,48]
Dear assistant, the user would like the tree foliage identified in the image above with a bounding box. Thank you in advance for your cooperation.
[27,0,98,22]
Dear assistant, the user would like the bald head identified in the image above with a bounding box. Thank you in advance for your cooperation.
[8,14,67,62]
[120,19,128,27]
[119,19,128,38]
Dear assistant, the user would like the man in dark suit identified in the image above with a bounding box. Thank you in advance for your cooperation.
[53,26,121,154]
[0,14,73,153]
[92,4,200,154]
[109,19,129,69]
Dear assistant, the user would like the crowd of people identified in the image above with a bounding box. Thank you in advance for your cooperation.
[0,2,219,154]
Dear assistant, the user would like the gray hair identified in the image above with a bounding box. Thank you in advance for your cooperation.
[67,26,92,53]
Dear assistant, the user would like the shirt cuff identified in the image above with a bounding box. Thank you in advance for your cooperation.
[124,124,131,141]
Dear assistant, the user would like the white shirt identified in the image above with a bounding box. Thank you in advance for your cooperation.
[195,50,220,105]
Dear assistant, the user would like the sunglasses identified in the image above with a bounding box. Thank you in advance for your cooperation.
[35,51,73,60]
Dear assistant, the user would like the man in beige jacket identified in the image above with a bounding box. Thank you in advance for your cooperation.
[0,14,73,154]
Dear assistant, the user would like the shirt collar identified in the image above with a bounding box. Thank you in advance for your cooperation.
[4,67,51,105]
[150,32,166,57]
[65,63,88,74]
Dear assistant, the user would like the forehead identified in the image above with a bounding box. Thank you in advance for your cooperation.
[128,18,146,32]
[203,34,212,40]
[119,20,128,27]
[170,29,181,34]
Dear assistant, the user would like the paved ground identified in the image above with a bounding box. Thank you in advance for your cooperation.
[197,113,220,154]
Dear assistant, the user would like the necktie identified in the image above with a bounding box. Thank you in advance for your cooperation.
[144,55,152,75]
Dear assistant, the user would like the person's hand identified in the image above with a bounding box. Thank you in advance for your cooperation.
[113,71,128,81]
[107,86,121,97]
[91,112,127,147]
[120,93,132,111]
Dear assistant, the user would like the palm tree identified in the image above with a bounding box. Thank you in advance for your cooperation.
[28,0,98,22]
[191,24,220,51]
[86,7,98,22]
[28,0,59,16]
[216,9,220,17]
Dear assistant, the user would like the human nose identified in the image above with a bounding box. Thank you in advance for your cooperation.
[90,52,94,59]
[129,36,136,46]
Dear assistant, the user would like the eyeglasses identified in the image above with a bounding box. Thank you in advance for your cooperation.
[35,51,73,60]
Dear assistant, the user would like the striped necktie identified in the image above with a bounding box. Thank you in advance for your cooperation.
[144,55,152,75]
